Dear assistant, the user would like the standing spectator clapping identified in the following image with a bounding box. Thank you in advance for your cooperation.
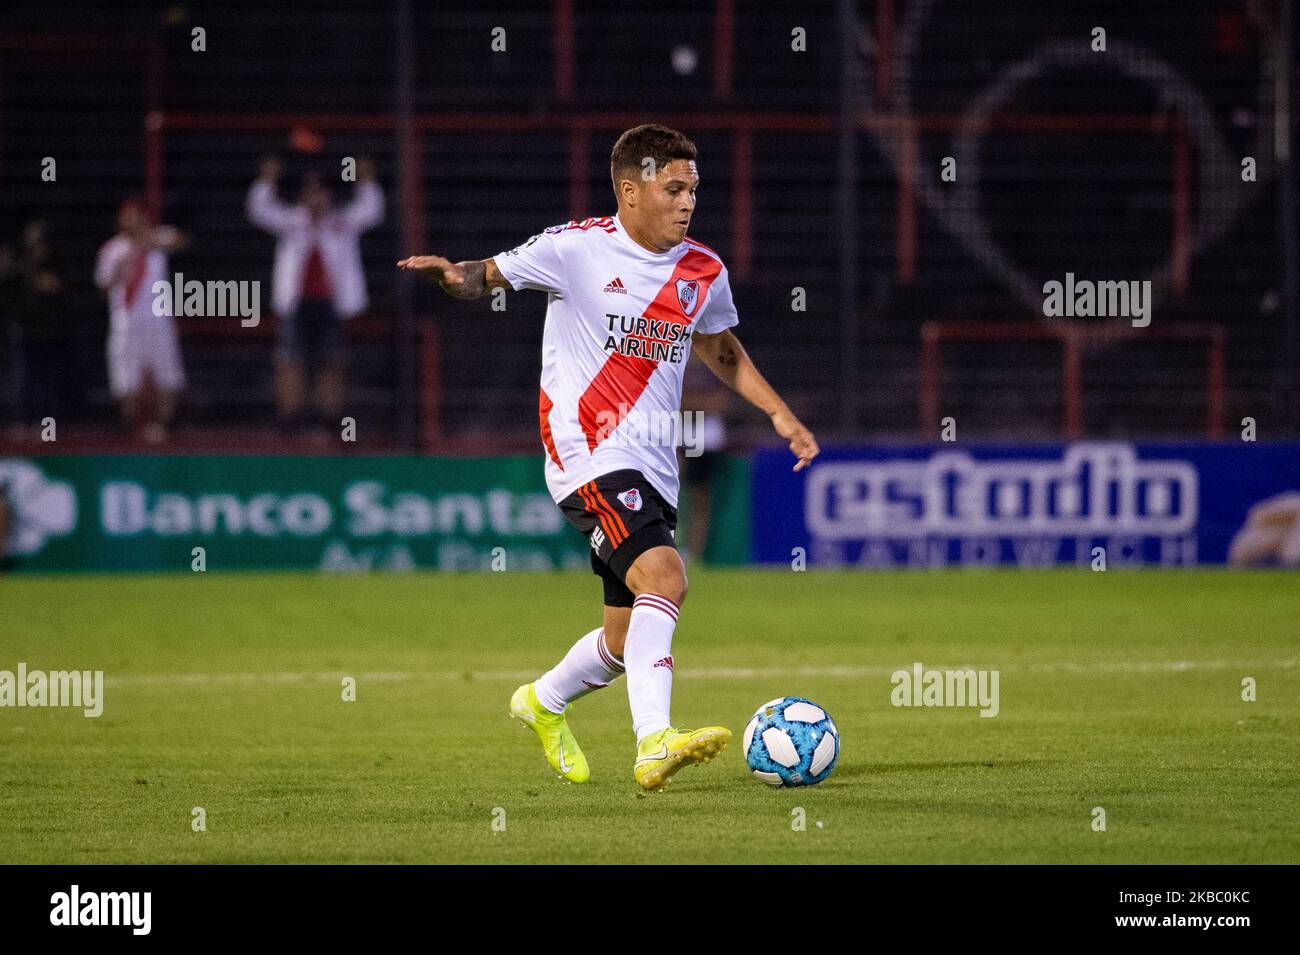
[246,156,383,436]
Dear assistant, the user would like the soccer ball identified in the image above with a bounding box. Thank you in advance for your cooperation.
[743,696,839,787]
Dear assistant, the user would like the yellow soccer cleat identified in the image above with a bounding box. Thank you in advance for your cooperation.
[633,725,732,791]
[509,683,590,783]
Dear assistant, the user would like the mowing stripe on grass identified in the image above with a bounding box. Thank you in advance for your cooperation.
[101,658,1298,687]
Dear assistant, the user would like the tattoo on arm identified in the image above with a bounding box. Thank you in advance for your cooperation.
[716,345,738,367]
[448,258,510,300]
[484,258,510,291]
[458,260,487,298]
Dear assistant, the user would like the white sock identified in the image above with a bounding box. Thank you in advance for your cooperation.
[533,627,624,714]
[624,594,679,742]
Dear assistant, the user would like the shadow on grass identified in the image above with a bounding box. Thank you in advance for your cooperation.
[848,759,1053,777]
[652,758,1056,795]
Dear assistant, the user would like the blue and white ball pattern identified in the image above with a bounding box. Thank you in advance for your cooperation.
[743,696,839,787]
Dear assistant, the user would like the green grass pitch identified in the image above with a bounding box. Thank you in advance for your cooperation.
[2,568,1296,864]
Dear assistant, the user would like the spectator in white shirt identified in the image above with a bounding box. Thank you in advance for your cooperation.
[93,198,189,443]
[246,156,383,434]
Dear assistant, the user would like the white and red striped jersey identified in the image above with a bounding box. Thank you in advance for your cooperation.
[494,212,739,509]
[94,234,169,329]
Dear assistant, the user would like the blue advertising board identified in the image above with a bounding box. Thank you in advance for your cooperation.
[751,442,1300,567]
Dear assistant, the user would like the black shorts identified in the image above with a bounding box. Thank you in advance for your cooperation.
[278,297,344,366]
[557,468,678,608]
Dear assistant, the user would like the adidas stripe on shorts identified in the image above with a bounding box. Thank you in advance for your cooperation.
[557,468,678,608]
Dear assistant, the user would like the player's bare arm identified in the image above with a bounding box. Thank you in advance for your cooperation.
[396,254,510,299]
[692,328,819,472]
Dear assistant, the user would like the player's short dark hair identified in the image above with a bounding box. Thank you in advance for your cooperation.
[610,124,698,192]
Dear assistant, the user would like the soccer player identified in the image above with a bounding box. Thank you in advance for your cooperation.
[399,124,819,790]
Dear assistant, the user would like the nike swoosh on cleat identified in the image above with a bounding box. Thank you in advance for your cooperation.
[636,744,668,763]
[558,740,572,773]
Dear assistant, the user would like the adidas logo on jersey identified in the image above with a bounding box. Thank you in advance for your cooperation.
[603,277,627,294]
[653,656,674,671]
[590,525,606,551]
[616,488,642,511]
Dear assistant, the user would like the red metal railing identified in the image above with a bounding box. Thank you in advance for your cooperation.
[0,19,1201,446]
[919,320,1227,440]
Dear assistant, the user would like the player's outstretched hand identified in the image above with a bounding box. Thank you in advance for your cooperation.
[397,254,465,293]
[772,409,819,472]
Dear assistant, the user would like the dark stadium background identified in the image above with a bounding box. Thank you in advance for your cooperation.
[2,0,1299,879]
[1,0,1293,452]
